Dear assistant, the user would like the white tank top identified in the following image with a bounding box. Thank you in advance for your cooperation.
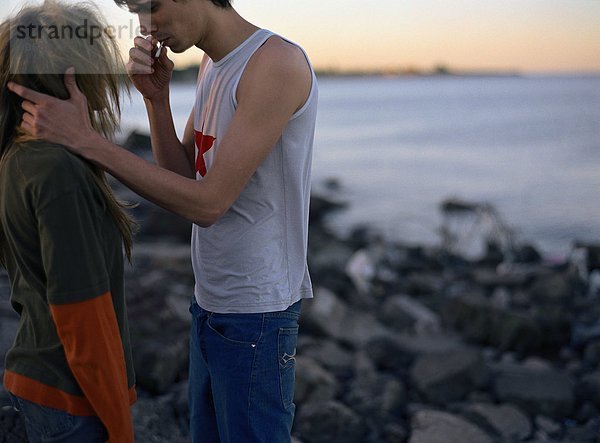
[191,29,318,313]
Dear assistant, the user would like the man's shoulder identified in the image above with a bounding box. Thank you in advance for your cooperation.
[239,34,312,102]
[253,35,310,72]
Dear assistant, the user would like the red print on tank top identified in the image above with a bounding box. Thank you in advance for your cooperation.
[195,111,216,177]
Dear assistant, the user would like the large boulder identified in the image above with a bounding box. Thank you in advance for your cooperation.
[443,293,570,355]
[410,348,490,404]
[409,409,494,443]
[297,338,354,380]
[365,333,466,373]
[343,373,406,427]
[529,271,576,306]
[126,248,194,394]
[300,287,389,349]
[461,402,532,440]
[493,364,575,419]
[295,400,368,443]
[576,371,600,408]
[132,395,188,443]
[294,356,340,405]
[379,294,441,335]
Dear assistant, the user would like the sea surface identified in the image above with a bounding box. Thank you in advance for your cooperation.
[119,75,600,257]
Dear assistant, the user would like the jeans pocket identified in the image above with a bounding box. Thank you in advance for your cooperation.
[207,313,264,346]
[278,326,299,410]
[16,397,74,438]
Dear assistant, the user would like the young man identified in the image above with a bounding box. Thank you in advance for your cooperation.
[7,0,318,441]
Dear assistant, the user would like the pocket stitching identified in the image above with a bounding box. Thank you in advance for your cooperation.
[278,326,299,410]
[206,314,264,346]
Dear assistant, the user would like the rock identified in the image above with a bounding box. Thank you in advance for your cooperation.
[299,287,389,349]
[352,350,378,380]
[583,340,600,366]
[410,348,490,404]
[514,244,543,264]
[572,242,600,273]
[443,294,570,355]
[308,242,356,295]
[576,402,599,423]
[122,130,152,151]
[135,201,192,243]
[297,339,354,380]
[572,322,600,348]
[346,225,380,250]
[131,334,189,395]
[493,365,575,419]
[343,373,406,426]
[0,405,27,443]
[127,289,191,394]
[563,423,600,443]
[382,423,409,443]
[309,194,347,225]
[529,272,575,305]
[379,294,441,335]
[408,409,494,443]
[589,270,600,297]
[490,286,511,310]
[522,356,554,371]
[294,356,340,405]
[131,243,194,277]
[310,241,355,274]
[471,268,528,288]
[576,371,600,407]
[124,243,195,396]
[295,400,367,443]
[462,402,532,440]
[365,333,465,373]
[534,415,563,439]
[438,199,514,262]
[345,249,377,295]
[132,395,188,442]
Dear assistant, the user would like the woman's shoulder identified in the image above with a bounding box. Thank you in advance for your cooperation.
[9,141,89,181]
[5,141,92,199]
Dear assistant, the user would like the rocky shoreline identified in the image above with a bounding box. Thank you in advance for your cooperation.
[1,143,600,442]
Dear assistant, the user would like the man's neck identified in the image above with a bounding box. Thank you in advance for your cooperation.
[196,8,260,62]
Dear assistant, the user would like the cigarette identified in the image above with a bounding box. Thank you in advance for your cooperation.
[155,41,164,58]
[143,35,163,59]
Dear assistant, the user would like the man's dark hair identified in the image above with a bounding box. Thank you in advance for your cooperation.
[210,0,232,7]
[113,0,232,9]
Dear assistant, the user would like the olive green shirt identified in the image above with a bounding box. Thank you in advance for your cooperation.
[0,141,135,398]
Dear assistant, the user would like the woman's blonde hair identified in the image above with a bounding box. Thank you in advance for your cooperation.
[0,0,136,261]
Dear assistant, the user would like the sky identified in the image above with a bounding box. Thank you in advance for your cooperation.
[2,0,600,73]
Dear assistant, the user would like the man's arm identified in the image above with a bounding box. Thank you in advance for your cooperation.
[145,97,195,178]
[8,38,312,226]
[130,36,195,178]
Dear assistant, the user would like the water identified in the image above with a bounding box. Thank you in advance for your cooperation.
[119,75,600,257]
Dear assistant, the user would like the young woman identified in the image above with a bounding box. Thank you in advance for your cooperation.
[0,2,136,441]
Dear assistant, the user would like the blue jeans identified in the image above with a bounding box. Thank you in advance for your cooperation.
[8,393,108,443]
[188,299,301,443]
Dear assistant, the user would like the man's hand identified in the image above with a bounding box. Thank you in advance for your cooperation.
[127,37,174,101]
[7,68,98,151]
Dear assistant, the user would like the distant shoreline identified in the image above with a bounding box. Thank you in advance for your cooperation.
[170,65,600,83]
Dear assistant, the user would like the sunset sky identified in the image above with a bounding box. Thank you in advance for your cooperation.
[2,0,600,73]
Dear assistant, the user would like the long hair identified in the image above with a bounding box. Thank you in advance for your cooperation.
[0,0,136,262]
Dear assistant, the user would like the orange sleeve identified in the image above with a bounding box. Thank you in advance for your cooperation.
[50,292,134,443]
